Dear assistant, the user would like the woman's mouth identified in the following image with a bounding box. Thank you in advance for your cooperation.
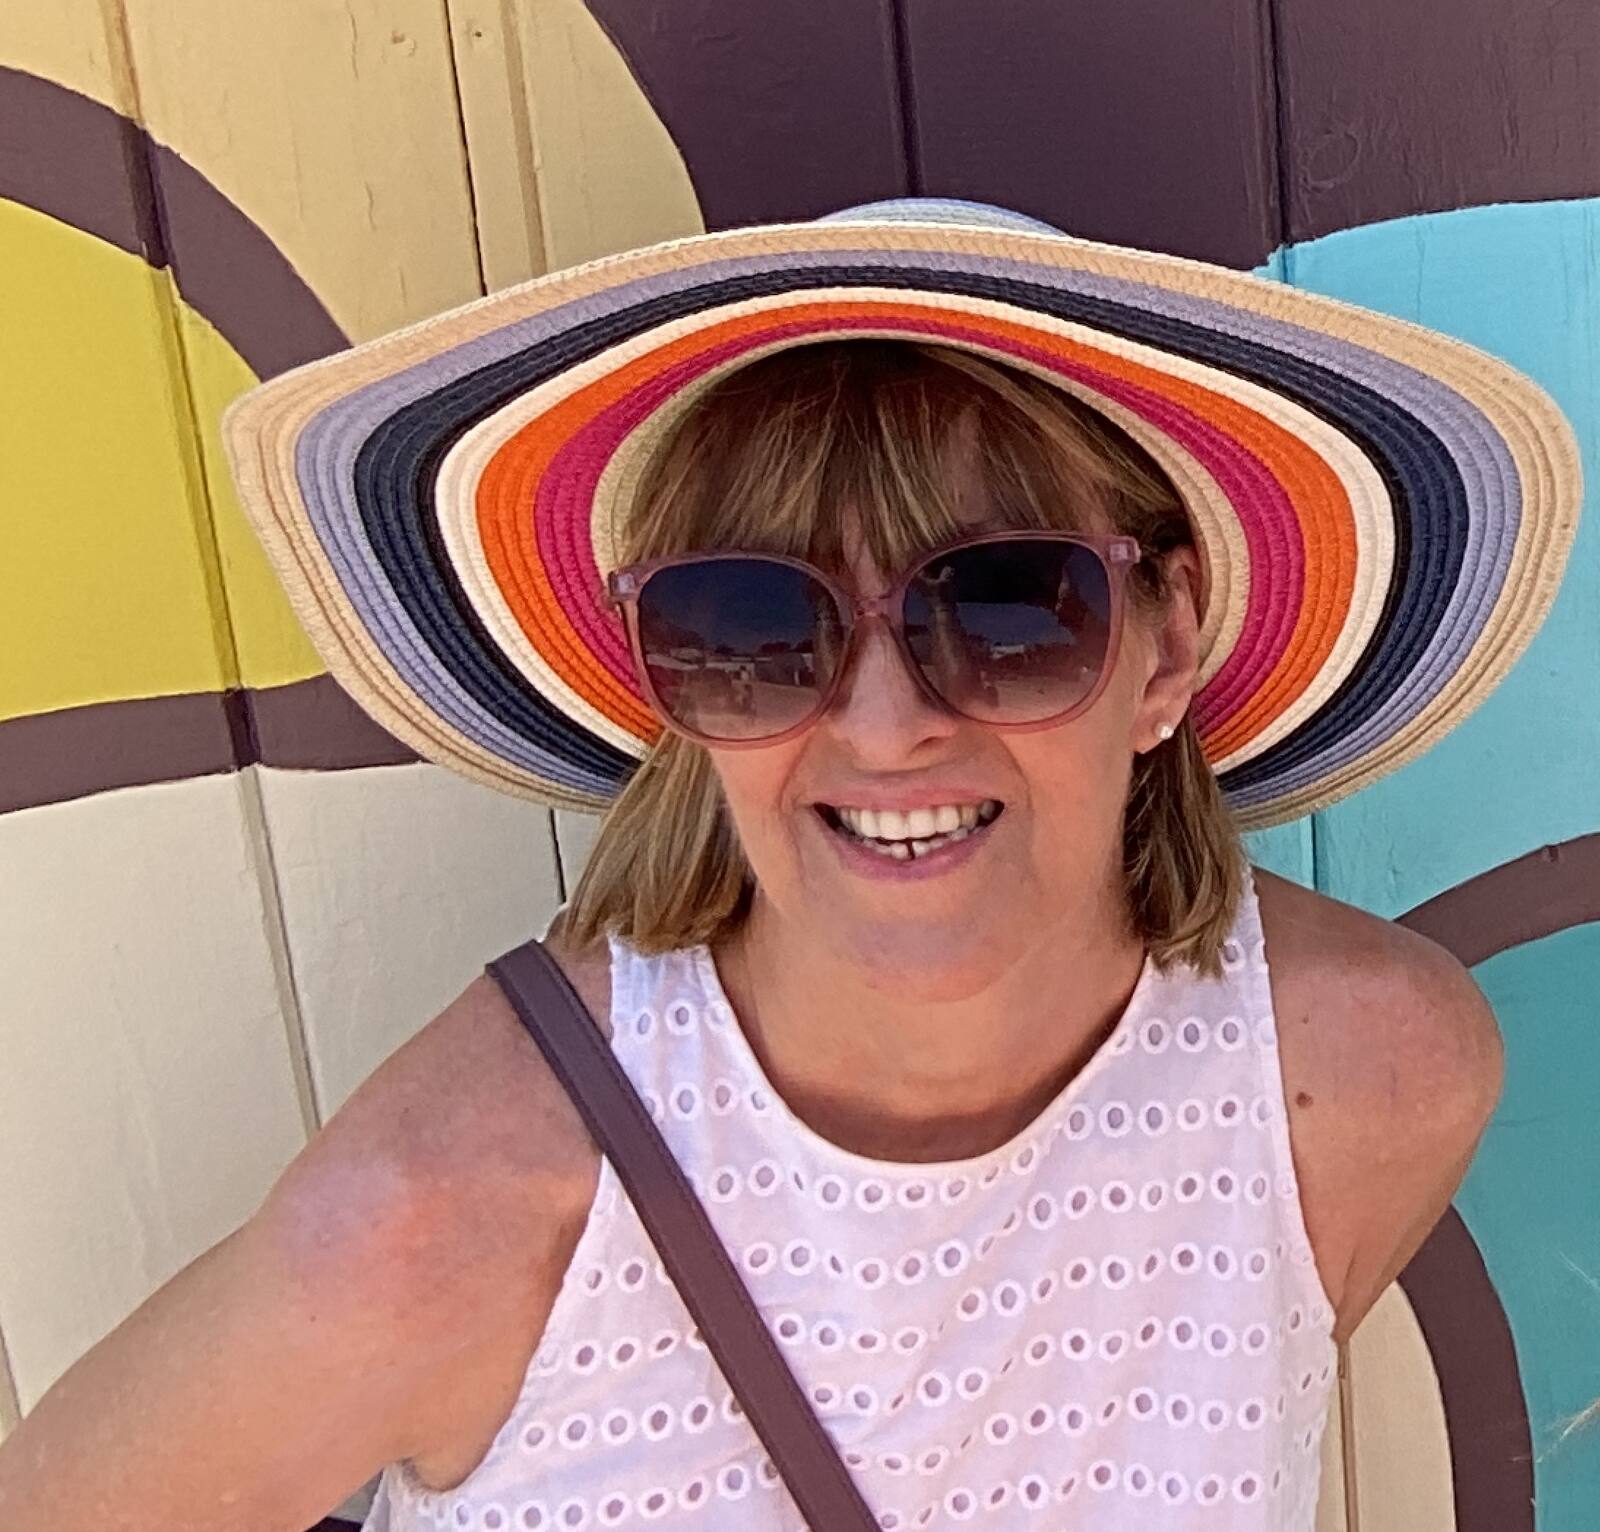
[815,799,1004,863]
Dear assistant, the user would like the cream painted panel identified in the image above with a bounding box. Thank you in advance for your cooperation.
[120,0,483,344]
[449,0,703,282]
[0,0,118,105]
[1347,1282,1457,1532]
[553,807,604,900]
[0,776,307,1411]
[256,764,565,1116]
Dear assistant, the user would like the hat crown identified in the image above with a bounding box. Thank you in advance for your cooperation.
[812,196,1066,237]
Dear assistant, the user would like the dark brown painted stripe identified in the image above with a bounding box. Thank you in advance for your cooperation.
[0,692,238,815]
[249,675,420,771]
[1401,834,1600,969]
[0,66,344,377]
[0,681,417,815]
[1274,0,1600,244]
[901,0,1280,269]
[0,66,153,259]
[1397,1208,1535,1532]
[584,0,1600,267]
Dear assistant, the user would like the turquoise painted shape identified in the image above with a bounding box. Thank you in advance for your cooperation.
[1465,922,1600,1528]
[1242,819,1313,887]
[1263,199,1598,918]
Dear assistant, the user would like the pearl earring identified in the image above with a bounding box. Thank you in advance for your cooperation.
[1156,722,1175,742]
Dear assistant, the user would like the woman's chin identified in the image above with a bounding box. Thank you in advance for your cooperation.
[828,916,1012,1002]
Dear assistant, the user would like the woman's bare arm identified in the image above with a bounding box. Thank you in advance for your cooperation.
[0,1162,445,1531]
[0,967,600,1532]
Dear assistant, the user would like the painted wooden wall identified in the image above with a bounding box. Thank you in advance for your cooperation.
[2,2,1596,1527]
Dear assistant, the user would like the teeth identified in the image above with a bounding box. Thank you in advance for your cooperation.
[835,801,1000,843]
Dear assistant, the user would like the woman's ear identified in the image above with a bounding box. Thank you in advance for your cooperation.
[1132,545,1203,755]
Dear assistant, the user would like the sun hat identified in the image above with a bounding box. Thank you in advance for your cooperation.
[220,196,1582,830]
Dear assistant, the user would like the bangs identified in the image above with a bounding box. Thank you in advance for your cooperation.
[617,338,1167,580]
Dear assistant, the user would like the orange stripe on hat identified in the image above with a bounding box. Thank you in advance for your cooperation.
[478,298,1355,752]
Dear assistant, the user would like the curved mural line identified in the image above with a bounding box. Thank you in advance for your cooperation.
[1388,835,1600,1530]
[0,68,419,815]
[0,66,345,376]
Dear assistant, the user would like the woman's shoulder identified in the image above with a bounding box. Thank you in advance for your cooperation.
[1251,863,1488,1007]
[267,927,616,1329]
[1248,863,1504,1341]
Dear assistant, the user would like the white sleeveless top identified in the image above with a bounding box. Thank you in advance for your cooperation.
[362,863,1337,1532]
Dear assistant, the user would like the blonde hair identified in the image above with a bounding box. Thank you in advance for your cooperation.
[563,339,1246,978]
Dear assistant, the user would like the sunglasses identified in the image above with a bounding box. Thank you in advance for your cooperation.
[605,529,1143,747]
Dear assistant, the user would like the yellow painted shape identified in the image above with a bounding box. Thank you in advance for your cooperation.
[178,306,326,687]
[0,198,232,719]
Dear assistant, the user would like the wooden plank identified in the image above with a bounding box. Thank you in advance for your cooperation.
[903,0,1282,269]
[576,0,906,235]
[257,764,565,1115]
[0,778,308,1412]
[0,0,119,105]
[1344,1283,1457,1532]
[0,197,234,723]
[1272,0,1600,243]
[447,0,703,283]
[121,0,481,344]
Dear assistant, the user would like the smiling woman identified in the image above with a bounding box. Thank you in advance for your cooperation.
[3,195,1571,1532]
[563,337,1247,979]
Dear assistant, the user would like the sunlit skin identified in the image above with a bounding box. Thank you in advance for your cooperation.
[710,505,1205,1161]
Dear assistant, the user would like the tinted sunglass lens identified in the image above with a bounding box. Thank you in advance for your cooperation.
[634,558,843,741]
[903,540,1113,723]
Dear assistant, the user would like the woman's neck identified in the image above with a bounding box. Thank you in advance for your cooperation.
[711,887,1149,1164]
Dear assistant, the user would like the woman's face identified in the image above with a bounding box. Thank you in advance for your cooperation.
[707,510,1204,1000]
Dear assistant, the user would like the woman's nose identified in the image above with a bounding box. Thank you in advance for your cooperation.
[822,614,961,757]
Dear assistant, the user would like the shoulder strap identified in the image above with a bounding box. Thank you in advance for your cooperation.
[484,937,878,1532]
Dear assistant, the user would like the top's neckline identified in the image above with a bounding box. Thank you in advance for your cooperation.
[685,936,1162,1182]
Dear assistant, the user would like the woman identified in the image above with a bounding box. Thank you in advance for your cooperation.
[0,199,1577,1530]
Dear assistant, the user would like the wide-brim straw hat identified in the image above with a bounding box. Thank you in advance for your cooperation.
[221,197,1582,830]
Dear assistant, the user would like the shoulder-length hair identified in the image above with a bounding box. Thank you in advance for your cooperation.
[561,339,1246,978]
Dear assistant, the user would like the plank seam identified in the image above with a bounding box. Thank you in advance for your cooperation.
[886,0,922,197]
[438,0,489,297]
[0,1318,22,1434]
[237,766,324,1137]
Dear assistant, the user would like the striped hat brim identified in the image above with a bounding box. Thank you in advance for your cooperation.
[221,208,1582,829]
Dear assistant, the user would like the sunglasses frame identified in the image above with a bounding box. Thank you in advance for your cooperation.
[605,528,1144,748]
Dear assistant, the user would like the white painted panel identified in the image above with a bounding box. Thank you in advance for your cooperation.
[0,776,305,1410]
[257,763,565,1116]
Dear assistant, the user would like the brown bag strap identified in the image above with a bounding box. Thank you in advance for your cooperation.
[485,937,879,1532]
